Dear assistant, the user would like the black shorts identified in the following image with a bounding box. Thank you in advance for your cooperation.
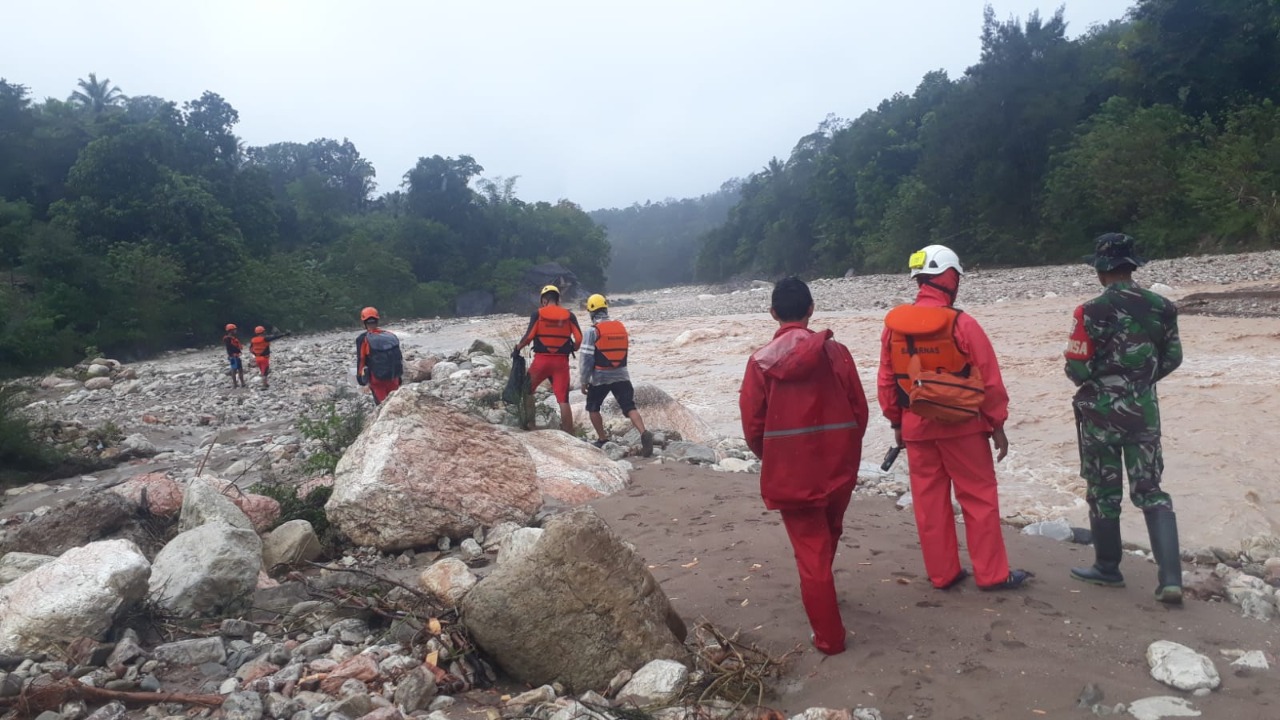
[586,380,636,414]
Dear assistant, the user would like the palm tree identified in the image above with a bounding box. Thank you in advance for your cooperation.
[70,73,125,114]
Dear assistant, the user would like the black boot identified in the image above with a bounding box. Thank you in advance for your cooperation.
[1145,509,1183,604]
[1071,515,1125,587]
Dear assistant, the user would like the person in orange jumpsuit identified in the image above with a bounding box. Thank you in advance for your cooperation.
[514,285,583,434]
[740,277,869,655]
[356,307,403,405]
[249,325,289,389]
[876,245,1031,591]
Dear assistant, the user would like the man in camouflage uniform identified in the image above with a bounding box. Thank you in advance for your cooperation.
[1064,233,1184,603]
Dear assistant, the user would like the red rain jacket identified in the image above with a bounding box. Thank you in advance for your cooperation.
[876,274,1009,442]
[740,324,869,510]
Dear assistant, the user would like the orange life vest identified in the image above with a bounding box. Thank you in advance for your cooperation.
[250,336,270,357]
[224,334,242,355]
[531,305,577,354]
[885,305,984,422]
[592,319,629,369]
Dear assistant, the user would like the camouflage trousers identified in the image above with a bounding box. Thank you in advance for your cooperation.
[1077,420,1173,520]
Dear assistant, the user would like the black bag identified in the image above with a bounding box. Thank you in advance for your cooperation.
[365,332,402,381]
[503,352,528,405]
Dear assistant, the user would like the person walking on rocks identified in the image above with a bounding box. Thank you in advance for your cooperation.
[514,285,582,434]
[249,325,290,389]
[356,307,403,405]
[739,277,868,655]
[1065,233,1184,604]
[877,245,1032,592]
[580,293,654,456]
[223,323,245,389]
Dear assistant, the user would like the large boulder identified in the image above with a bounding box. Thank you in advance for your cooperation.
[111,472,184,517]
[511,430,629,503]
[148,522,262,617]
[0,492,139,556]
[326,386,543,551]
[592,383,715,444]
[462,507,686,691]
[177,478,254,532]
[0,540,150,654]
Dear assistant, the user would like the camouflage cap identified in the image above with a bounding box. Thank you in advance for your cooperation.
[1083,233,1147,272]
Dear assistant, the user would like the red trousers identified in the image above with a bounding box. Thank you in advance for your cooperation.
[779,487,853,654]
[905,432,1010,588]
[369,377,401,405]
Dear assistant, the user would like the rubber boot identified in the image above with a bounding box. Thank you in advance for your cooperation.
[1145,509,1183,604]
[1071,515,1125,587]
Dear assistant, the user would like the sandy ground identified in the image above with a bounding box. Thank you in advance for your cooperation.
[591,463,1278,719]
[393,281,1280,555]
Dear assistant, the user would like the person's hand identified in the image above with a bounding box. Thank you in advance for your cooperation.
[894,427,903,449]
[991,427,1009,462]
[580,384,588,395]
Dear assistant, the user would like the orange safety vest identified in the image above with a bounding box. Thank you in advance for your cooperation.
[884,305,968,408]
[224,335,242,355]
[531,305,577,354]
[592,319,629,369]
[250,336,270,357]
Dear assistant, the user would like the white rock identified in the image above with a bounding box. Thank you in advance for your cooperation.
[896,492,914,509]
[429,362,459,380]
[1147,641,1220,691]
[178,478,253,532]
[0,552,56,587]
[790,710,855,720]
[1021,518,1075,542]
[0,540,151,654]
[482,521,521,552]
[262,520,324,569]
[149,522,262,617]
[1148,283,1176,298]
[84,377,113,391]
[459,538,484,562]
[511,429,629,503]
[1230,651,1269,672]
[713,458,753,473]
[498,527,545,566]
[618,659,689,706]
[418,558,477,605]
[1127,696,1200,720]
[86,364,111,377]
[119,433,158,458]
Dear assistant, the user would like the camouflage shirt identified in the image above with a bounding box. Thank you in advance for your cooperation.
[1064,281,1182,440]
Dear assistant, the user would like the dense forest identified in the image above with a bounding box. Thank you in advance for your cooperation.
[591,183,739,291]
[696,0,1280,280]
[0,79,609,376]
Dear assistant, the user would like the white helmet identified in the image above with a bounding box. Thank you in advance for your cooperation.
[909,245,965,278]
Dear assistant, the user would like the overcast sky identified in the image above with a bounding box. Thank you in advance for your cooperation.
[3,0,1128,210]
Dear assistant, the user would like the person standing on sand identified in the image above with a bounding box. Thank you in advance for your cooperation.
[579,293,655,456]
[739,277,868,656]
[1065,233,1184,604]
[877,245,1032,592]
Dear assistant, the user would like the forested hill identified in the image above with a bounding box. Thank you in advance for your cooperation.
[591,183,739,291]
[0,79,608,377]
[696,0,1280,282]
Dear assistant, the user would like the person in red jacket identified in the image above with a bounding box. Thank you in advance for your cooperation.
[876,245,1031,592]
[356,307,403,405]
[739,277,868,656]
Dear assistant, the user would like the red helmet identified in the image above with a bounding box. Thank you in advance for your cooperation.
[360,307,380,322]
[225,323,237,332]
[254,326,266,335]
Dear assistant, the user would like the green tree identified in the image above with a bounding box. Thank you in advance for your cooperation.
[69,73,125,115]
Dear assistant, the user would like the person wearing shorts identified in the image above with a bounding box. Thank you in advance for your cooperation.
[580,294,653,457]
[223,324,245,388]
[515,285,582,434]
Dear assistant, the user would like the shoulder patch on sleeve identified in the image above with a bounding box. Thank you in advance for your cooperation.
[1064,305,1093,360]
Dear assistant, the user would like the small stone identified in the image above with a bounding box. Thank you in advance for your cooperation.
[84,701,127,720]
[1147,641,1220,691]
[1076,683,1104,708]
[221,619,259,638]
[393,667,437,713]
[329,692,372,718]
[34,712,63,720]
[1192,688,1211,698]
[292,636,335,661]
[223,690,265,720]
[329,618,371,645]
[508,685,556,706]
[219,678,240,694]
[459,539,484,563]
[437,536,451,552]
[139,674,162,692]
[1230,650,1270,672]
[617,660,689,706]
[264,692,300,720]
[417,558,477,604]
[153,637,226,666]
[427,696,455,712]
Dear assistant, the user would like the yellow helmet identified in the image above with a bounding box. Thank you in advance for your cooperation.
[540,285,560,297]
[586,293,608,312]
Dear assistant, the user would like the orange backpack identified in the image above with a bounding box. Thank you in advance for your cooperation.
[885,305,985,424]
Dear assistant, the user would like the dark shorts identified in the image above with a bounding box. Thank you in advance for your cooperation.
[586,380,636,414]
[228,356,242,371]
